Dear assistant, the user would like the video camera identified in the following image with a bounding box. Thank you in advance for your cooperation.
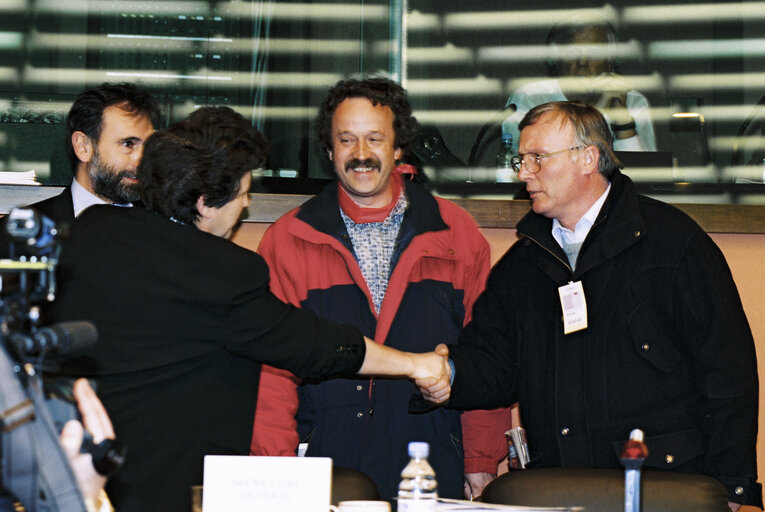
[1,207,90,361]
[0,207,124,510]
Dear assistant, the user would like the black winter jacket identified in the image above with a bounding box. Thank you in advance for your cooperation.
[449,170,762,507]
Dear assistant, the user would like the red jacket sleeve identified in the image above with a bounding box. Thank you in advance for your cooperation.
[250,219,302,456]
[251,365,301,455]
[462,407,514,473]
[446,205,512,474]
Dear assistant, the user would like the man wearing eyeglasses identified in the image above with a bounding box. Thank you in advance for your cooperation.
[430,101,761,510]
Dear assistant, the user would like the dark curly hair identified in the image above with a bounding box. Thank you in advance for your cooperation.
[315,77,419,158]
[139,106,269,225]
[66,82,160,172]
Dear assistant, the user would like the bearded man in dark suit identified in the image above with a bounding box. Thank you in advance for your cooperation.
[34,82,159,223]
[1,83,159,259]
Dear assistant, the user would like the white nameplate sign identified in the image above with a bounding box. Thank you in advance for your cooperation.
[203,455,332,512]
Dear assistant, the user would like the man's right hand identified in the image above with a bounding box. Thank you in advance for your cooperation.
[588,72,631,108]
[358,339,451,403]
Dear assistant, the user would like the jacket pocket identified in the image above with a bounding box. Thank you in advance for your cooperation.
[622,291,682,374]
[613,428,704,471]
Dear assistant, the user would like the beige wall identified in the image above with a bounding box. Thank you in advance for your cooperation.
[233,224,765,508]
[711,233,765,511]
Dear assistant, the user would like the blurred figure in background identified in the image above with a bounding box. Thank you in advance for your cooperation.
[502,13,656,152]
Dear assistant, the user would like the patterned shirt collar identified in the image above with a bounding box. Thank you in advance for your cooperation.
[340,189,409,313]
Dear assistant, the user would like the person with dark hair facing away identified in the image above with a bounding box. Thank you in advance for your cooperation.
[422,101,760,512]
[251,78,508,502]
[34,82,160,222]
[49,106,451,512]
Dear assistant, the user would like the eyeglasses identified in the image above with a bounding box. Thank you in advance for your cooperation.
[510,146,585,174]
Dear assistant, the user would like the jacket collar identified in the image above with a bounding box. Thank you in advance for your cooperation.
[517,169,646,276]
[583,169,647,272]
[56,186,76,222]
[296,179,448,241]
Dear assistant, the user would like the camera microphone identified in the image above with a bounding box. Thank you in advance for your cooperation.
[22,321,98,356]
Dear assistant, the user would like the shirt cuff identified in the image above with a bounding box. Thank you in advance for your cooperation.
[464,456,502,475]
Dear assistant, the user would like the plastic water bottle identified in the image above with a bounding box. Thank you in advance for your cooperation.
[620,429,648,512]
[495,132,517,183]
[398,441,437,512]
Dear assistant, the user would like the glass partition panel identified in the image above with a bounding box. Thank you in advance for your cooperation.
[0,0,392,189]
[0,0,764,205]
[406,0,765,204]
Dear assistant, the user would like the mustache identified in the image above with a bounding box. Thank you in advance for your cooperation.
[345,158,380,172]
[117,170,138,180]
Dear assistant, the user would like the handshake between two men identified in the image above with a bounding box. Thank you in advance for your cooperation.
[398,342,453,405]
[414,343,452,405]
[357,337,452,405]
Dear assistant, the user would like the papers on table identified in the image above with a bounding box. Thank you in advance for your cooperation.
[203,455,332,512]
[436,498,583,511]
[0,170,39,185]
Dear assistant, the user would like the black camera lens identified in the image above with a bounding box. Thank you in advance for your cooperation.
[89,438,127,477]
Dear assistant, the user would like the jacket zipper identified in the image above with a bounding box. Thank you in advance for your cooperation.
[523,233,572,273]
[520,211,609,277]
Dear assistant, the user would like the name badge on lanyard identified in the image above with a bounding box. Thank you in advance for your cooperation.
[558,280,588,334]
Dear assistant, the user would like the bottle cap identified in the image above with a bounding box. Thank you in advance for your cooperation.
[501,132,513,143]
[408,441,429,458]
[620,429,649,461]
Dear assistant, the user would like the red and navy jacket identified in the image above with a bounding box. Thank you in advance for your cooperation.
[251,180,503,500]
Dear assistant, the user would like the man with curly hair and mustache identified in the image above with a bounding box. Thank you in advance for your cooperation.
[252,77,508,502]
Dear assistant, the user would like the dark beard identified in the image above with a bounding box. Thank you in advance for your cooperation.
[88,151,140,204]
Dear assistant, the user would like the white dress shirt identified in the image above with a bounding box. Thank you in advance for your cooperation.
[71,178,108,218]
[552,182,611,249]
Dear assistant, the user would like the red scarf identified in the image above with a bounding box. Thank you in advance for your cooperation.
[338,172,405,224]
